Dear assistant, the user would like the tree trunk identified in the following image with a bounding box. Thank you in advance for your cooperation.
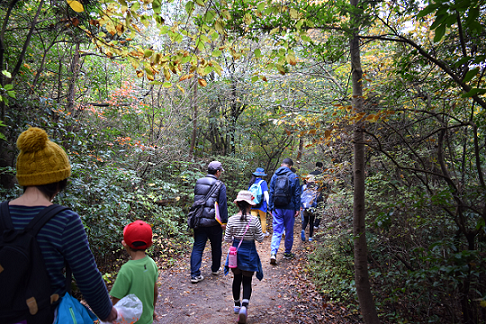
[350,0,380,322]
[189,78,198,159]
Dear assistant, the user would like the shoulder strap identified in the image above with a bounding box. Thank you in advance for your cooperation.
[204,180,222,201]
[258,180,264,186]
[0,200,13,231]
[25,204,70,236]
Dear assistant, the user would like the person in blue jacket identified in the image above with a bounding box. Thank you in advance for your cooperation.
[248,168,270,236]
[268,158,301,265]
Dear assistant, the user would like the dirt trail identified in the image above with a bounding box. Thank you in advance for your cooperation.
[153,218,358,324]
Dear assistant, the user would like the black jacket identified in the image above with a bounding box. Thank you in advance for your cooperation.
[193,174,228,227]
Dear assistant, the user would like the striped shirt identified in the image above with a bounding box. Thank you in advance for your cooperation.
[224,214,264,243]
[6,205,112,320]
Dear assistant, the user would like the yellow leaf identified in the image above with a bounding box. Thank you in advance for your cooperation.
[67,0,84,12]
[179,74,194,81]
[177,84,185,93]
[198,78,207,87]
[136,70,144,78]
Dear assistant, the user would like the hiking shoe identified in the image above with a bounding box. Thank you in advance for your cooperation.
[211,268,221,275]
[190,275,204,283]
[300,230,306,242]
[234,306,241,314]
[238,306,247,323]
[283,252,295,259]
[270,254,277,265]
[308,237,313,242]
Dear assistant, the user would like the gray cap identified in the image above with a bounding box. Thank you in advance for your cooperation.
[208,160,224,171]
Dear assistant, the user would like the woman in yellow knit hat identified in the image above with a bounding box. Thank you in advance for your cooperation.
[0,127,117,323]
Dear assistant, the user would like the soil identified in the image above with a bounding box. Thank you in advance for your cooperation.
[153,217,360,324]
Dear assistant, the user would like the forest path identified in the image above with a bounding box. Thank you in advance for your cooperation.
[153,216,358,324]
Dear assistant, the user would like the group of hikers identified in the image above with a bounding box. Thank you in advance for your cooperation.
[189,158,328,323]
[0,127,328,324]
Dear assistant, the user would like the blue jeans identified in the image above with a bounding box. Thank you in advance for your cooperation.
[270,209,295,255]
[190,225,223,277]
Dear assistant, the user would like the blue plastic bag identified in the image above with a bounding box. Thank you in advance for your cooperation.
[53,293,97,324]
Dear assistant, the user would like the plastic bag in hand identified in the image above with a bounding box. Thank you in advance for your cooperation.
[100,294,143,324]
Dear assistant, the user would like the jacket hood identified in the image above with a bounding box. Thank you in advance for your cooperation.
[275,166,292,176]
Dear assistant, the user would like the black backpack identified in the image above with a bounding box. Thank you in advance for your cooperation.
[273,173,291,207]
[0,201,69,324]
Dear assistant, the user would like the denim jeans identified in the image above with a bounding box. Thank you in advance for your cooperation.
[190,225,223,277]
[270,209,295,255]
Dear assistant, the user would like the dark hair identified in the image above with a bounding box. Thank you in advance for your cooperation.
[316,162,323,168]
[236,201,251,221]
[290,167,296,173]
[128,241,147,252]
[282,158,293,166]
[29,179,68,200]
[248,174,257,187]
[207,169,218,175]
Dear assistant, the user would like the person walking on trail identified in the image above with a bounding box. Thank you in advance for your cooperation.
[248,167,270,237]
[109,220,158,324]
[224,190,264,324]
[190,161,228,283]
[308,162,324,229]
[300,175,322,242]
[0,127,117,323]
[268,158,301,265]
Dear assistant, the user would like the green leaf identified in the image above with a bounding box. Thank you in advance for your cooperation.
[433,24,446,42]
[185,1,194,14]
[251,75,259,82]
[254,48,262,58]
[4,84,13,90]
[257,2,265,12]
[163,82,172,88]
[7,91,15,98]
[131,1,140,11]
[417,4,438,18]
[463,68,479,83]
[212,49,222,57]
[461,88,486,98]
[2,70,11,78]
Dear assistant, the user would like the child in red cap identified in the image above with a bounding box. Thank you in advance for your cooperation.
[109,220,158,323]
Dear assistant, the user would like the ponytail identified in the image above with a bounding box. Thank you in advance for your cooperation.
[236,201,251,221]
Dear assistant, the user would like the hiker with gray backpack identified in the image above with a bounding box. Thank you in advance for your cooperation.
[268,158,301,265]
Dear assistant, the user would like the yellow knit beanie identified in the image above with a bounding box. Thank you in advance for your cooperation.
[16,127,71,186]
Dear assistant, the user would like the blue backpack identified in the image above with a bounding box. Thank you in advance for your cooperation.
[249,180,264,205]
[301,184,318,209]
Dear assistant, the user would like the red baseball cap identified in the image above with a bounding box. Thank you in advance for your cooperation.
[123,220,153,249]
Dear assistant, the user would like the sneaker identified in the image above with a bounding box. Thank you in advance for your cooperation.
[238,306,247,323]
[211,268,221,275]
[270,254,277,265]
[314,226,320,230]
[308,237,313,242]
[234,306,241,314]
[283,252,295,259]
[190,275,204,283]
[300,230,306,242]
[263,232,270,237]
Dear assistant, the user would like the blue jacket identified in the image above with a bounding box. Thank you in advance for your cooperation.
[268,166,301,211]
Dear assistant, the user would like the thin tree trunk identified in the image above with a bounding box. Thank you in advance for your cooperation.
[296,136,304,162]
[350,0,380,322]
[189,78,198,159]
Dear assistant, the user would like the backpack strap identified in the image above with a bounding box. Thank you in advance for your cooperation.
[24,204,70,237]
[0,200,13,232]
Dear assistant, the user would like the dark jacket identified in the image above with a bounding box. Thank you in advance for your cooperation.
[268,166,301,211]
[193,174,228,227]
